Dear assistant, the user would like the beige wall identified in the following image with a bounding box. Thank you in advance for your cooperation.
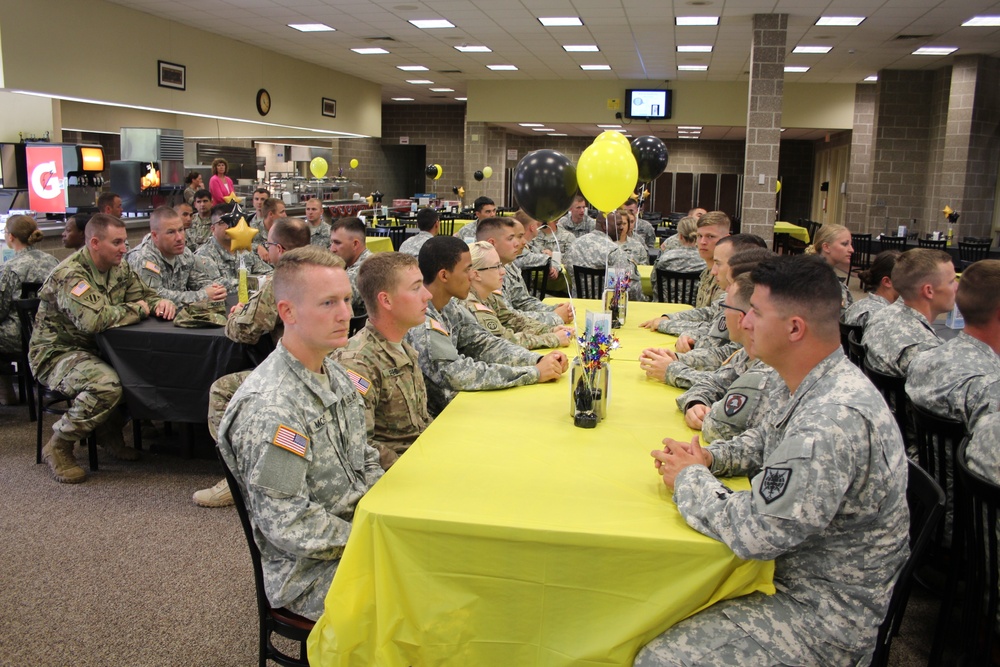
[0,0,382,138]
[0,92,61,143]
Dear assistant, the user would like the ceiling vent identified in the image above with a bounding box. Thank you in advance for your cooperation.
[894,34,932,40]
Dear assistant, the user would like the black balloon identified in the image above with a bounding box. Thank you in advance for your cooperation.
[630,136,669,182]
[512,150,578,223]
[473,170,484,182]
[425,164,440,178]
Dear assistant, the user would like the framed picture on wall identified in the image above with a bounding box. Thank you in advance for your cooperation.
[322,98,337,118]
[158,61,186,91]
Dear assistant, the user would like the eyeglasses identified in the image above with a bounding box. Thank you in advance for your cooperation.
[261,241,284,252]
[719,303,747,317]
[475,263,504,272]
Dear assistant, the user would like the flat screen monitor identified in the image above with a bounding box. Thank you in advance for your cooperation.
[625,89,671,120]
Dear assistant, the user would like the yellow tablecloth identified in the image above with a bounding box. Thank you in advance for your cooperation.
[308,300,774,666]
[774,221,810,243]
[365,235,394,253]
[639,264,653,298]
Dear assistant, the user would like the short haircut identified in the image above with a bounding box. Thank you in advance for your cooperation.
[891,248,953,300]
[513,209,538,228]
[808,224,848,255]
[750,255,842,337]
[211,202,234,219]
[185,171,201,185]
[97,192,120,212]
[270,217,311,250]
[274,246,346,304]
[717,233,767,251]
[572,193,586,205]
[254,187,271,196]
[85,213,125,241]
[956,260,1000,326]
[194,189,212,202]
[418,236,469,284]
[697,210,731,231]
[262,198,283,216]
[6,215,43,246]
[858,250,901,293]
[69,213,90,233]
[416,207,439,232]
[475,216,516,242]
[469,240,498,270]
[173,203,192,214]
[676,216,698,243]
[149,206,179,232]
[211,157,228,175]
[473,196,495,213]
[357,252,419,314]
[731,272,755,307]
[331,217,366,238]
[729,248,777,280]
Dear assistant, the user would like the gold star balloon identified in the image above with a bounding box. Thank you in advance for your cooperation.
[226,217,259,251]
[223,192,243,204]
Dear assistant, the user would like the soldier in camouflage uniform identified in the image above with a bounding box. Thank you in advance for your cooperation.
[454,196,496,243]
[463,242,574,350]
[557,194,596,238]
[562,211,645,302]
[217,247,382,621]
[653,216,705,278]
[638,255,908,666]
[29,215,173,483]
[329,217,372,316]
[863,248,956,377]
[623,197,658,250]
[187,189,214,252]
[511,211,562,282]
[194,204,273,293]
[841,250,900,329]
[335,252,433,470]
[967,411,1000,482]
[304,197,331,248]
[405,236,567,416]
[0,215,59,356]
[618,207,652,268]
[398,207,439,257]
[125,206,227,307]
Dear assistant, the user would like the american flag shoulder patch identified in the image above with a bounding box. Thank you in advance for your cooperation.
[70,280,91,297]
[474,303,493,313]
[346,369,371,395]
[272,424,309,457]
[429,318,449,336]
[143,260,161,274]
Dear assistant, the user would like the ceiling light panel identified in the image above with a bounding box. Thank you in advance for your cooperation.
[455,45,491,53]
[962,16,1000,26]
[538,17,583,27]
[352,47,389,54]
[793,46,832,54]
[487,65,518,70]
[288,23,334,32]
[677,45,713,53]
[563,45,599,52]
[409,19,455,29]
[397,65,428,71]
[912,47,958,55]
[676,16,719,26]
[815,17,865,26]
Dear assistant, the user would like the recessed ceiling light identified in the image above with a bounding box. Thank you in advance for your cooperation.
[548,133,568,136]
[793,45,832,54]
[679,135,699,139]
[912,46,958,55]
[677,45,713,53]
[455,45,492,53]
[864,75,878,82]
[406,79,434,84]
[429,88,454,92]
[563,44,599,52]
[597,124,621,128]
[677,126,702,130]
[487,65,518,71]
[581,65,611,70]
[409,19,455,29]
[538,17,583,27]
[784,66,810,72]
[519,123,544,127]
[678,65,708,71]
[815,16,865,26]
[963,16,1000,26]
[288,23,335,32]
[455,97,468,101]
[397,65,429,71]
[532,128,555,132]
[676,16,719,26]
[352,47,389,54]
[391,97,414,101]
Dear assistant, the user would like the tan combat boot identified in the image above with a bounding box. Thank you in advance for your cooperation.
[41,434,86,484]
[97,423,140,461]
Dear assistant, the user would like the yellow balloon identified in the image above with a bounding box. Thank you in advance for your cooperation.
[577,141,639,214]
[310,157,328,179]
[775,180,782,194]
[225,217,259,252]
[432,164,443,180]
[482,166,493,179]
[350,158,359,169]
[594,130,630,147]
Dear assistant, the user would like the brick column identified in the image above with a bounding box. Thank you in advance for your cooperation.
[844,84,876,233]
[741,13,787,241]
[464,119,507,205]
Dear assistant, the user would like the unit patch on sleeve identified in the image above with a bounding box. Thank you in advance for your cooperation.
[724,393,748,417]
[759,467,791,504]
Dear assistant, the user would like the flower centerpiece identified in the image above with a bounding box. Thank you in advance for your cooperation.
[570,311,619,428]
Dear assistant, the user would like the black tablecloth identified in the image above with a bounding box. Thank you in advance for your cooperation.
[96,318,273,423]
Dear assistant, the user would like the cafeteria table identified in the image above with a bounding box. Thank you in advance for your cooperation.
[774,221,810,243]
[365,235,394,253]
[308,300,775,666]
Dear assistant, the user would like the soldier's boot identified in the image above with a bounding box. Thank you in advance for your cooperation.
[192,478,233,508]
[42,434,86,484]
[0,375,17,405]
[97,422,140,461]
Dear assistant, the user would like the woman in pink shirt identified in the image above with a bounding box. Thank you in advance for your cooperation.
[209,158,235,204]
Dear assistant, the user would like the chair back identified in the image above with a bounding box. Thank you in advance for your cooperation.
[846,328,867,370]
[954,440,1000,665]
[437,218,456,236]
[879,236,907,252]
[729,216,741,235]
[909,404,966,544]
[572,266,606,300]
[654,269,700,305]
[20,281,43,299]
[772,232,804,255]
[863,360,911,447]
[958,241,991,264]
[839,321,863,359]
[872,461,946,667]
[803,220,821,244]
[918,237,948,250]
[349,313,368,337]
[521,258,551,300]
[372,225,407,251]
[847,234,873,287]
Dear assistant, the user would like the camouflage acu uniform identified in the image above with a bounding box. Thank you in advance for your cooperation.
[634,217,657,249]
[661,234,681,250]
[529,225,575,259]
[654,247,706,275]
[463,289,562,350]
[967,411,1000,482]
[29,248,162,441]
[557,213,596,238]
[309,221,331,249]
[125,238,221,306]
[664,341,742,388]
[841,293,891,329]
[334,323,432,469]
[194,237,273,293]
[622,235,650,267]
[863,300,942,376]
[398,230,434,257]
[0,247,58,352]
[656,296,721,338]
[906,332,1000,431]
[562,230,644,302]
[501,263,564,327]
[187,214,213,252]
[404,298,542,416]
[695,266,720,309]
[455,220,478,243]
[217,341,383,621]
[839,280,855,311]
[346,249,372,315]
[635,351,908,666]
[702,360,784,443]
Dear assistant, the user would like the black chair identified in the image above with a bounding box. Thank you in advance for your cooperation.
[349,313,368,337]
[847,234,873,287]
[219,455,314,667]
[918,237,948,250]
[572,266,606,300]
[437,218,456,236]
[772,232,805,256]
[839,321,863,360]
[958,241,990,269]
[846,329,867,370]
[20,281,43,298]
[909,404,966,542]
[863,360,911,448]
[952,439,1000,666]
[15,298,99,470]
[872,461,946,667]
[729,216,741,235]
[879,235,907,252]
[654,269,700,305]
[803,219,821,244]
[521,258,551,300]
[372,225,406,251]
